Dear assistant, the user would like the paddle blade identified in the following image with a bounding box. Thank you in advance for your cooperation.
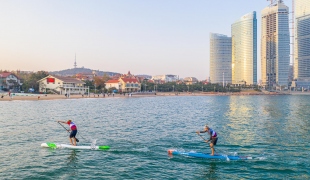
[46,142,57,149]
[98,145,110,150]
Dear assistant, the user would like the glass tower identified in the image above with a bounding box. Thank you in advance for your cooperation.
[294,0,310,80]
[232,11,257,85]
[210,33,232,84]
[261,1,290,87]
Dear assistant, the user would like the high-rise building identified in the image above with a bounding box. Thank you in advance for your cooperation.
[232,11,257,85]
[261,0,290,87]
[294,0,310,80]
[210,33,232,84]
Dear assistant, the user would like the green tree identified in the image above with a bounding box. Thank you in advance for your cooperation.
[94,76,107,93]
[21,71,49,92]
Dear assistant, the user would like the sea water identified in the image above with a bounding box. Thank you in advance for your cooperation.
[0,95,309,179]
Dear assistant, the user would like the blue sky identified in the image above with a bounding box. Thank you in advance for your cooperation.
[0,0,292,80]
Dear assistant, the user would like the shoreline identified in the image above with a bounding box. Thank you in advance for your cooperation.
[0,91,305,102]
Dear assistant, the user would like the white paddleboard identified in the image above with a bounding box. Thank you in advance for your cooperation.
[41,142,110,150]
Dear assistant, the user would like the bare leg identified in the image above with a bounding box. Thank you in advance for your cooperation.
[69,138,73,145]
[73,138,77,146]
[210,143,214,156]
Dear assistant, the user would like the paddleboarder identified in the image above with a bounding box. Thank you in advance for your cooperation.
[57,120,78,146]
[196,125,218,156]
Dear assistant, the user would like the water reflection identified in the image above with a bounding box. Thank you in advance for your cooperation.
[202,162,217,180]
[224,96,258,145]
[66,150,78,168]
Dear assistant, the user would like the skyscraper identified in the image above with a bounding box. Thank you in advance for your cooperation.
[210,33,232,84]
[261,0,290,87]
[232,11,257,85]
[294,0,310,80]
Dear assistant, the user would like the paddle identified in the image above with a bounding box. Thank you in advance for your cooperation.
[197,133,209,142]
[57,122,79,142]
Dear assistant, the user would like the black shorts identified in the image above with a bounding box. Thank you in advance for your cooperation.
[70,130,77,138]
[211,137,218,145]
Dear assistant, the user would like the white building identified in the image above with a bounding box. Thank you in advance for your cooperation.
[105,80,121,90]
[151,75,178,83]
[232,11,257,85]
[0,72,23,91]
[261,0,290,87]
[210,33,232,84]
[37,75,88,95]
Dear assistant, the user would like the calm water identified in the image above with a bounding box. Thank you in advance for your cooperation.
[0,95,309,179]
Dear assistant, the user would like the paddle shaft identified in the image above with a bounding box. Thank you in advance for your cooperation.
[197,133,208,142]
[58,122,79,142]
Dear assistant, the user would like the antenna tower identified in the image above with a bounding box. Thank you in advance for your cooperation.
[74,54,77,69]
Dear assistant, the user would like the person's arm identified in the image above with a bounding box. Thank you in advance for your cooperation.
[196,130,209,143]
[57,120,67,124]
[196,130,207,134]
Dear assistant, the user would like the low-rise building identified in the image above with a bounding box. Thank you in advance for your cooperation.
[75,73,95,81]
[119,78,140,92]
[151,74,178,83]
[105,80,121,90]
[105,71,141,92]
[37,75,88,95]
[291,78,310,90]
[0,72,23,91]
[183,77,199,85]
[105,78,141,92]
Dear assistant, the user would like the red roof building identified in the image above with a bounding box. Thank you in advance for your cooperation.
[104,72,141,92]
[0,72,23,91]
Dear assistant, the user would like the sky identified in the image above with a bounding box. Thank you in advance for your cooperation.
[0,0,293,80]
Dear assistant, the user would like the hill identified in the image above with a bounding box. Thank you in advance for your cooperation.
[50,67,119,77]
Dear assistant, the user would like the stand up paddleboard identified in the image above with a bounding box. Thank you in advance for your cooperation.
[41,142,110,150]
[168,149,252,160]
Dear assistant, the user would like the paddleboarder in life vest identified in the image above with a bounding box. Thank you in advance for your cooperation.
[196,125,218,156]
[57,120,78,146]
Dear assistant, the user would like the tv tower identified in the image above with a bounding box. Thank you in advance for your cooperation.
[74,53,77,69]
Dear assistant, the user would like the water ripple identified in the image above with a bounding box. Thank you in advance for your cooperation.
[0,96,309,179]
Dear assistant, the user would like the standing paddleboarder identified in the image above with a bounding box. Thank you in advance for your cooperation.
[57,120,78,146]
[196,125,218,156]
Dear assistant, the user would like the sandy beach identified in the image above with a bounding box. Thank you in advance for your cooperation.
[0,90,293,101]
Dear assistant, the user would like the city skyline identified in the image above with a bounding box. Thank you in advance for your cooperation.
[0,0,294,80]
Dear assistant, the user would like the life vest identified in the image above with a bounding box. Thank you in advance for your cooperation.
[209,128,217,137]
[67,121,77,130]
